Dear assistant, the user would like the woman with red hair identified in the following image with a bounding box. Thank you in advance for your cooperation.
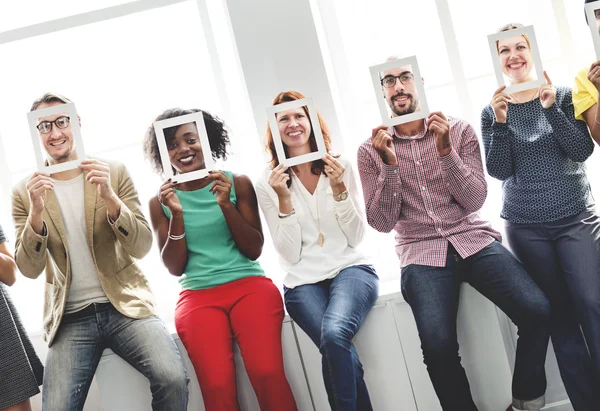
[256,91,379,411]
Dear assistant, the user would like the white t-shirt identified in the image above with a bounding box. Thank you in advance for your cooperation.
[256,155,372,288]
[52,173,109,313]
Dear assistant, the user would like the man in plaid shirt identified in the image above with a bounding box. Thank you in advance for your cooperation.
[357,61,551,411]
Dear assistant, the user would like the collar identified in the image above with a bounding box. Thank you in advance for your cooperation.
[390,118,429,141]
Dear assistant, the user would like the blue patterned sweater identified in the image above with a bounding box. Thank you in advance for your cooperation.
[481,86,595,223]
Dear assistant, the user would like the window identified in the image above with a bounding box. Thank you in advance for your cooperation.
[316,0,454,149]
[0,0,228,333]
[0,0,137,32]
[2,0,600,333]
[447,0,562,79]
[313,0,455,285]
[316,0,600,287]
[564,0,596,70]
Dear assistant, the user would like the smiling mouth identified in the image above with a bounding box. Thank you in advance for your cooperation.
[287,130,303,137]
[507,62,526,70]
[49,139,67,147]
[178,154,195,165]
[394,96,410,105]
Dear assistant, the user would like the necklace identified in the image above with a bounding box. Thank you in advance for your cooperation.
[510,88,538,104]
[292,172,324,247]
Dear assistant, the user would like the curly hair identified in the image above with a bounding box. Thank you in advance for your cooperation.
[144,108,229,176]
[265,91,333,187]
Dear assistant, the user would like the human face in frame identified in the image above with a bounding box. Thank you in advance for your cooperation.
[276,107,312,157]
[35,101,77,164]
[497,35,534,84]
[166,122,206,173]
[380,65,420,117]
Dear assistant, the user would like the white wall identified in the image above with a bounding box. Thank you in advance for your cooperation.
[224,0,343,153]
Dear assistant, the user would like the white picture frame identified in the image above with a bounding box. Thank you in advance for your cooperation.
[27,102,86,174]
[153,112,215,184]
[586,1,600,60]
[369,55,429,126]
[487,25,544,94]
[265,97,327,167]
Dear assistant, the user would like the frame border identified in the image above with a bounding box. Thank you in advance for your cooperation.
[487,25,545,94]
[586,1,600,60]
[27,102,87,174]
[153,112,215,184]
[265,97,327,167]
[369,55,429,126]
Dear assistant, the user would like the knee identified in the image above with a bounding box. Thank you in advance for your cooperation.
[520,294,552,329]
[420,331,459,366]
[43,387,79,411]
[320,319,354,350]
[247,359,287,385]
[200,373,235,397]
[153,363,189,398]
[577,290,600,314]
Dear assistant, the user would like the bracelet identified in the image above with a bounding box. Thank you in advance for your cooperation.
[168,232,186,240]
[278,209,296,219]
[595,116,600,126]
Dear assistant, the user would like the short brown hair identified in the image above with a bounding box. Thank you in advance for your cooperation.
[30,92,72,112]
[265,91,333,186]
[495,23,531,53]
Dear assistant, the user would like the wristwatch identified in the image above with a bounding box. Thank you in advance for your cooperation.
[333,190,348,202]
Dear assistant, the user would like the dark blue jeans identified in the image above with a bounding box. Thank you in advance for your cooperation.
[284,264,378,411]
[506,208,600,410]
[401,241,551,411]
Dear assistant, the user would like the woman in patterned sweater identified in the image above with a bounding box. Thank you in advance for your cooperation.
[481,23,600,411]
[0,223,43,411]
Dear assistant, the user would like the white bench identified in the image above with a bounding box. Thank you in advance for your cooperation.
[94,285,570,411]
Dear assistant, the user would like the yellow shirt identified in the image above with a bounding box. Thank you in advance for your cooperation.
[573,66,598,120]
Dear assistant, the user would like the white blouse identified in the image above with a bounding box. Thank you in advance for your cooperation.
[256,155,371,288]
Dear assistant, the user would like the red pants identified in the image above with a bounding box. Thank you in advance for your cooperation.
[175,276,297,411]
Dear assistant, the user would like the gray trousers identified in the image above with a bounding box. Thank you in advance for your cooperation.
[505,207,600,411]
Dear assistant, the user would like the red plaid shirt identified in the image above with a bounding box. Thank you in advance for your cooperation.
[357,118,501,268]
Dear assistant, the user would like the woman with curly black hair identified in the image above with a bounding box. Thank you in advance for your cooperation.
[144,108,297,411]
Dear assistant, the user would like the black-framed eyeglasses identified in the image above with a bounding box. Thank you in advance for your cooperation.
[36,116,71,134]
[381,73,415,88]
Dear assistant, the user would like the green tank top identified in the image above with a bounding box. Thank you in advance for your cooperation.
[161,171,264,290]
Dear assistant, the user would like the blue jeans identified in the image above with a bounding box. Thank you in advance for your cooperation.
[284,264,378,411]
[42,303,189,411]
[401,241,551,411]
[506,208,600,410]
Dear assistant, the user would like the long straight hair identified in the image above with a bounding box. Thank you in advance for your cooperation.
[265,91,333,186]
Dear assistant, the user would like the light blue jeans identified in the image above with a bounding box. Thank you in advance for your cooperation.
[284,264,379,411]
[42,302,189,411]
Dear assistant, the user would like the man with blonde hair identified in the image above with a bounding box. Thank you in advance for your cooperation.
[12,92,189,410]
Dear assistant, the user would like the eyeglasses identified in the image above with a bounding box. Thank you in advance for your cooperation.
[380,73,415,88]
[36,116,71,134]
